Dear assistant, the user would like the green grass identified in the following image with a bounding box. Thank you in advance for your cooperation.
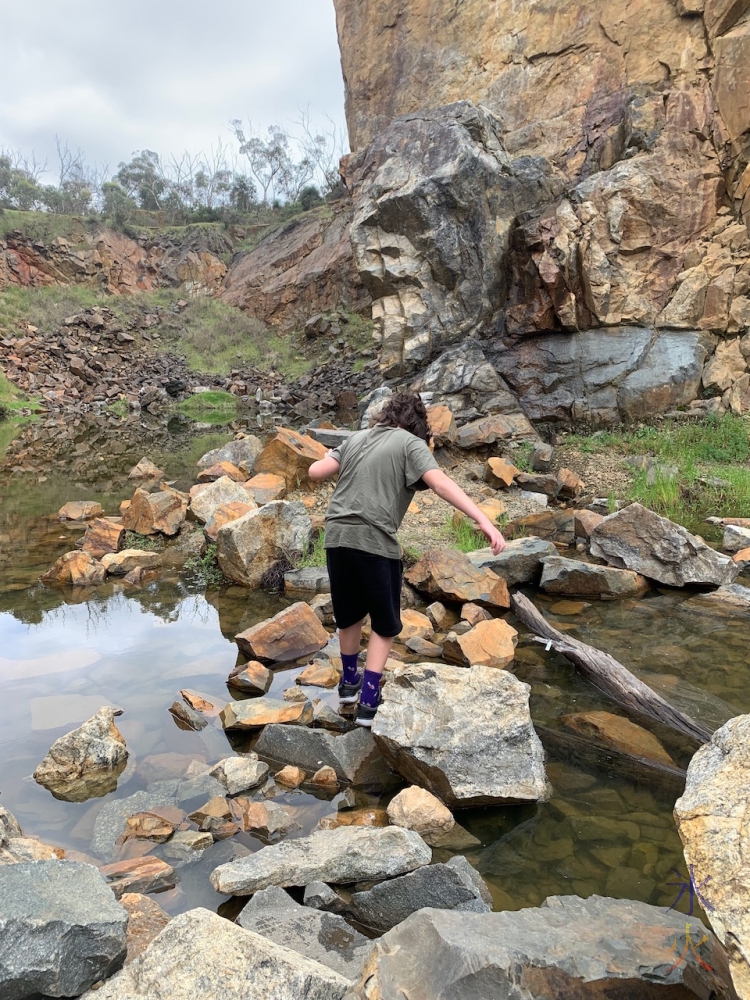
[0,372,33,413]
[183,542,226,587]
[0,209,96,242]
[122,531,164,552]
[297,531,327,568]
[175,390,238,423]
[105,399,128,418]
[444,514,487,553]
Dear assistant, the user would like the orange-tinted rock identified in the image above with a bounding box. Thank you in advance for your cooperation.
[397,608,435,641]
[243,473,287,504]
[311,765,339,790]
[197,461,246,484]
[296,661,340,687]
[443,618,518,668]
[180,689,221,718]
[122,488,187,536]
[405,549,510,608]
[227,660,273,695]
[235,601,329,662]
[41,550,106,586]
[101,549,162,576]
[484,458,520,488]
[426,404,458,446]
[452,497,507,531]
[460,602,492,626]
[733,546,750,568]
[203,501,255,543]
[253,428,327,491]
[99,856,177,899]
[220,696,314,730]
[561,711,675,766]
[120,812,177,844]
[456,413,538,448]
[58,500,103,521]
[557,468,585,500]
[504,510,575,545]
[120,893,171,965]
[319,807,389,829]
[574,510,605,539]
[127,458,164,481]
[274,765,306,788]
[386,786,455,845]
[79,518,125,558]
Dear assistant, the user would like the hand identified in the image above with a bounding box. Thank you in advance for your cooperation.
[480,521,506,556]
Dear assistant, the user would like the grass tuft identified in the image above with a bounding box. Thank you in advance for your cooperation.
[183,542,226,587]
[444,514,487,553]
[297,531,327,568]
[122,531,164,552]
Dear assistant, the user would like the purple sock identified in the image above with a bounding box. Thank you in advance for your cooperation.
[360,669,382,709]
[341,652,360,684]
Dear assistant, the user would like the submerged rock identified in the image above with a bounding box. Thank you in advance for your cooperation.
[80,907,351,999]
[210,826,431,895]
[675,714,750,999]
[33,707,128,801]
[590,503,739,587]
[234,601,328,661]
[561,711,676,766]
[0,860,128,1000]
[372,663,551,807]
[255,723,393,786]
[217,501,312,588]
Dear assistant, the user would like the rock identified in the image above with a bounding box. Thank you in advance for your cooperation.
[79,517,125,557]
[169,699,207,732]
[227,660,273,695]
[284,566,331,597]
[359,386,393,427]
[91,790,183,862]
[120,893,171,965]
[210,826,431,895]
[574,509,605,539]
[161,830,213,860]
[405,549,510,608]
[318,808,389,830]
[386,786,455,846]
[561,711,675,766]
[540,556,649,599]
[101,549,162,576]
[81,906,351,999]
[530,443,554,472]
[703,337,747,393]
[232,800,300,839]
[253,427,327,491]
[306,427,354,448]
[309,592,336,625]
[237,886,370,981]
[0,861,127,1000]
[590,503,739,587]
[235,601,329,662]
[122,489,186,536]
[0,835,63,866]
[33,707,128,798]
[284,687,309,702]
[556,467,585,500]
[311,765,339,790]
[296,661,340,687]
[217,501,312,588]
[119,811,178,844]
[303,882,346,913]
[404,636,443,656]
[451,497,507,532]
[99,856,178,899]
[211,757,270,795]
[189,476,253,525]
[443,618,518,669]
[456,412,538,447]
[127,457,164,481]
[550,599,588,615]
[136,752,203,784]
[723,524,750,554]
[425,600,452,629]
[255,724,393,786]
[503,509,575,544]
[733,548,750,571]
[58,500,103,521]
[203,501,255,543]
[243,472,287,504]
[346,897,732,1000]
[469,537,557,585]
[515,472,561,498]
[373,663,550,807]
[314,704,355,732]
[41,550,106,587]
[425,404,457,446]
[274,765,306,788]
[459,602,492,626]
[345,856,491,933]
[396,608,434,641]
[197,437,263,472]
[484,456,520,488]
[0,807,23,846]
[196,460,245,483]
[221,697,313,730]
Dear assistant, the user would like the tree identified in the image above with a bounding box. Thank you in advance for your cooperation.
[230,121,313,205]
[115,150,168,211]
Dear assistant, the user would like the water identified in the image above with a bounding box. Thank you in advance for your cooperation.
[1,411,748,921]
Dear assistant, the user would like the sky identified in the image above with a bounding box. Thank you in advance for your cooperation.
[0,0,347,182]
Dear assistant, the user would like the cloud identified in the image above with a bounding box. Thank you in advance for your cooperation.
[0,0,346,179]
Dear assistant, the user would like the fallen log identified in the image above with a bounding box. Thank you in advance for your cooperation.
[510,592,712,745]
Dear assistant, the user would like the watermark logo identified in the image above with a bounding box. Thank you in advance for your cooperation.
[667,922,713,973]
[667,864,715,917]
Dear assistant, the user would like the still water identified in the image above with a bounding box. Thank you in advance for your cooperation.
[1,411,748,921]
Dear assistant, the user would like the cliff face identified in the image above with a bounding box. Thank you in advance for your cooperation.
[333,0,750,422]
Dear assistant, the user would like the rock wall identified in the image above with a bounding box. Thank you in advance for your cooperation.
[332,0,750,422]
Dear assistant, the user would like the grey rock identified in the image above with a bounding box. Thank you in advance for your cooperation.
[91,787,179,860]
[189,476,252,525]
[687,584,750,614]
[255,724,394,787]
[723,524,750,554]
[211,757,270,796]
[540,555,648,599]
[303,881,347,914]
[530,442,554,471]
[344,856,491,933]
[0,806,22,846]
[309,592,335,626]
[161,830,213,860]
[410,340,519,418]
[33,707,128,802]
[590,502,739,587]
[210,826,431,895]
[306,428,353,449]
[0,861,127,1000]
[469,537,557,585]
[81,906,350,999]
[237,885,370,981]
[196,436,263,472]
[174,772,225,807]
[217,501,312,589]
[372,663,551,808]
[347,896,733,1000]
[358,386,392,428]
[284,566,331,596]
[617,331,705,421]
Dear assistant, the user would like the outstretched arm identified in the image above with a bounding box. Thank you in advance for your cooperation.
[308,451,341,481]
[421,468,506,555]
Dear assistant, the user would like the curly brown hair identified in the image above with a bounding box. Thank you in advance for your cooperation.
[374,392,431,444]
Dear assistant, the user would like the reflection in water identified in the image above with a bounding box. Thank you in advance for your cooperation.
[1,412,749,920]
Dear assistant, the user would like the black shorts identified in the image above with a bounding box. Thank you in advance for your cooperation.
[326,546,403,638]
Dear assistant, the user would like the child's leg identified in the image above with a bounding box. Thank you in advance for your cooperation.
[339,619,364,686]
[360,631,394,709]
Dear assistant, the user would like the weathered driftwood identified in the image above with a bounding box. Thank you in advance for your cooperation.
[511,592,712,745]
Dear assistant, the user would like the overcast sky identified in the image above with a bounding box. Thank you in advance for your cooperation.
[0,0,347,181]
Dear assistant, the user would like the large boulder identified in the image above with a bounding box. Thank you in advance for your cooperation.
[122,489,186,536]
[253,428,327,492]
[237,886,370,981]
[675,714,750,999]
[220,697,313,730]
[405,549,510,608]
[188,476,254,525]
[196,436,263,472]
[372,663,550,807]
[442,618,518,669]
[210,826,431,896]
[217,501,312,588]
[255,724,393,786]
[468,537,557,586]
[346,897,733,1000]
[590,503,740,587]
[101,549,162,576]
[0,861,128,1000]
[79,518,125,558]
[33,707,128,801]
[540,555,648,599]
[41,550,106,587]
[234,601,328,662]
[80,906,350,999]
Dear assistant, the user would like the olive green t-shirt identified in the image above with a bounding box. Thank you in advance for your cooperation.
[324,426,440,560]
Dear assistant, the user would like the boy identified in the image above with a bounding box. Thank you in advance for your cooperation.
[308,392,505,727]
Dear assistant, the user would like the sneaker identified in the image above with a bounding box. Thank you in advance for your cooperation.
[338,674,362,705]
[355,702,379,728]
